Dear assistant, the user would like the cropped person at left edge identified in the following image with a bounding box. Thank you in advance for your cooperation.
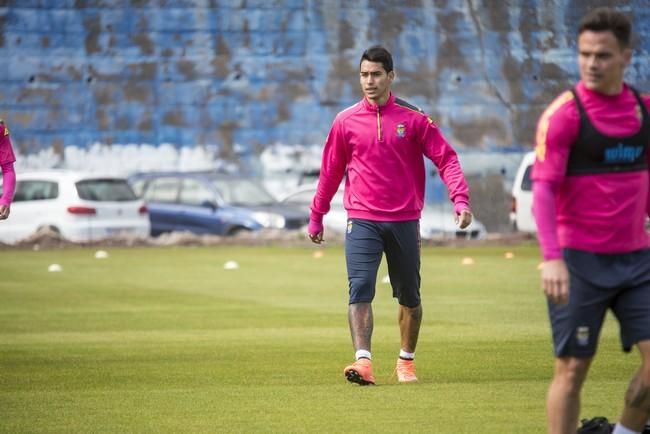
[0,119,16,220]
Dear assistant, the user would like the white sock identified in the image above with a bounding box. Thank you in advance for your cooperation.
[612,423,640,434]
[399,349,415,360]
[355,349,371,360]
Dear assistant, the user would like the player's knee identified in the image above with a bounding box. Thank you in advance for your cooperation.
[349,278,375,304]
[556,371,583,390]
[397,293,420,308]
[392,283,420,308]
[555,358,590,388]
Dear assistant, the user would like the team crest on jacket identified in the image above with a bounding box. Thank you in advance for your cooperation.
[396,123,406,138]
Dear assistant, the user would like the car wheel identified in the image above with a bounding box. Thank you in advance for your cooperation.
[227,226,250,236]
[37,225,60,235]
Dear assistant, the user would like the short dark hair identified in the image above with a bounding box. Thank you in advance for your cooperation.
[360,46,393,73]
[578,7,632,48]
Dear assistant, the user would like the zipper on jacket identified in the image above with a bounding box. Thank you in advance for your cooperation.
[376,107,382,141]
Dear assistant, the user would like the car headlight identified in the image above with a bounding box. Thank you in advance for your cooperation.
[252,212,286,229]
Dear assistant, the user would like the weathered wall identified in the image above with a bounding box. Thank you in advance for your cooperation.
[1,0,649,160]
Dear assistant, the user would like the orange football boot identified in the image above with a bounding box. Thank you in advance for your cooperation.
[394,358,417,383]
[343,358,375,385]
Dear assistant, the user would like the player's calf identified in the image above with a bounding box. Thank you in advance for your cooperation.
[625,377,650,414]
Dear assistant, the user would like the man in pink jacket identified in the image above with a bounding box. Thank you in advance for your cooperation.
[532,8,650,434]
[308,45,473,385]
[0,119,16,220]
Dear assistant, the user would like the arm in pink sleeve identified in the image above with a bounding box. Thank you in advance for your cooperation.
[0,162,16,206]
[645,96,650,218]
[310,120,348,220]
[422,122,470,211]
[530,91,581,258]
[0,125,17,207]
[532,180,562,260]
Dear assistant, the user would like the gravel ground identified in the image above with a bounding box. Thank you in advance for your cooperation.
[0,227,536,250]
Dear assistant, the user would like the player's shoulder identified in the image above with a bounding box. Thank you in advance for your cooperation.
[542,90,576,120]
[534,90,578,161]
[334,101,363,122]
[393,97,425,114]
[392,96,437,127]
[0,118,9,137]
[634,87,650,107]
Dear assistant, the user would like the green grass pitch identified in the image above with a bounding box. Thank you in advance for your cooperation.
[0,244,636,433]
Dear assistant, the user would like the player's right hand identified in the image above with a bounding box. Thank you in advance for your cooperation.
[307,217,324,244]
[540,259,569,305]
[455,209,473,229]
[309,230,324,244]
[308,215,324,244]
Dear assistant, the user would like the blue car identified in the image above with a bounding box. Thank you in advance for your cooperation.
[128,172,310,236]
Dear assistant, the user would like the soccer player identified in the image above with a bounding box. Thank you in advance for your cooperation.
[0,119,16,220]
[532,8,650,434]
[308,45,473,385]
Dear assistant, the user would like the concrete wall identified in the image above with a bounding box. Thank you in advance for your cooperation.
[1,0,649,162]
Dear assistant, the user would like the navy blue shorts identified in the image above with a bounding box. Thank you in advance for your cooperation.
[548,248,650,358]
[345,219,421,308]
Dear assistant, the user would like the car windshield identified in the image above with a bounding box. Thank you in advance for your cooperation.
[210,178,277,206]
[76,179,138,202]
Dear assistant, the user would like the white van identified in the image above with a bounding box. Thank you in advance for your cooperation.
[510,151,536,233]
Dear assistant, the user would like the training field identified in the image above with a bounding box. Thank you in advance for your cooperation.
[0,244,636,433]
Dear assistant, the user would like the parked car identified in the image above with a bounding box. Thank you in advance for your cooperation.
[279,183,348,233]
[128,171,310,236]
[0,170,150,244]
[280,184,487,240]
[420,202,487,240]
[510,151,536,233]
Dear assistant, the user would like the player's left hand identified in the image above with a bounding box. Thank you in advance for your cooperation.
[0,205,9,220]
[455,209,473,229]
[541,259,569,305]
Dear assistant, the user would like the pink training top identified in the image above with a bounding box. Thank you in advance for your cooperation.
[0,120,16,207]
[532,81,650,259]
[311,93,470,223]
